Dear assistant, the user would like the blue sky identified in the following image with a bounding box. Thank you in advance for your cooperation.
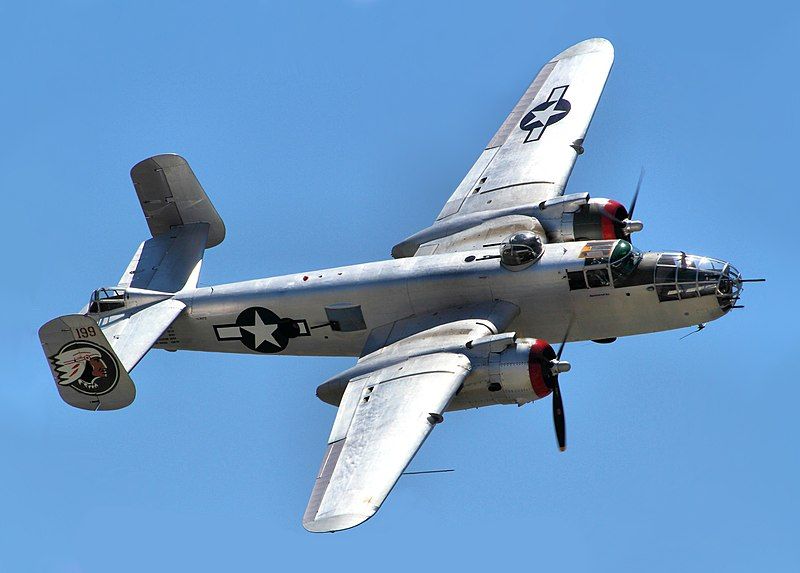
[2,1,797,571]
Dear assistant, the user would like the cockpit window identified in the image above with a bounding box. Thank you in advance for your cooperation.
[609,240,643,283]
[88,287,126,314]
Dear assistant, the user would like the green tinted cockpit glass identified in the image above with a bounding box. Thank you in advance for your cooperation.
[610,240,643,282]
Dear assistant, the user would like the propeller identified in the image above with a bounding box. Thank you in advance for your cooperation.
[628,167,644,219]
[548,319,573,452]
[600,167,645,235]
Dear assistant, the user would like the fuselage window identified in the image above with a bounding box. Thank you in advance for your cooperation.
[567,270,587,290]
[677,265,698,282]
[655,265,676,284]
[657,285,680,301]
[586,268,610,288]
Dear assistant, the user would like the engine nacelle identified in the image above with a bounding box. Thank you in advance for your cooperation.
[447,337,566,411]
[536,197,632,243]
[486,338,558,405]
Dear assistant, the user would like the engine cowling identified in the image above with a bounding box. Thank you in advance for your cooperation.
[573,198,630,241]
[488,338,558,404]
[550,198,630,242]
[530,194,643,244]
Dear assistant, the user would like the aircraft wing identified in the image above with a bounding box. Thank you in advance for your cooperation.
[303,352,471,533]
[392,38,614,257]
[304,302,518,532]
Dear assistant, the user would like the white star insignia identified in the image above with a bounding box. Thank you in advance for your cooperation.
[241,313,281,348]
[528,101,568,127]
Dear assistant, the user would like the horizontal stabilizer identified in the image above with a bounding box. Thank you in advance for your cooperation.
[99,299,186,372]
[39,315,136,410]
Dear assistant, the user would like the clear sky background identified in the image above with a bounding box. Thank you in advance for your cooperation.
[2,1,797,571]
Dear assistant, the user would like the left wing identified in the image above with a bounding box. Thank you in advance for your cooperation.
[392,38,614,258]
[303,352,471,533]
[304,302,518,532]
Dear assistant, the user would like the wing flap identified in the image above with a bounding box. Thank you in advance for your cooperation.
[303,353,471,532]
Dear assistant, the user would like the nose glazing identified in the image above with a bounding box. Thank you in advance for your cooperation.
[716,262,742,312]
[653,253,742,309]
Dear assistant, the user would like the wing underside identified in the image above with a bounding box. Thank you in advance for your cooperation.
[304,303,519,532]
[438,38,613,220]
[303,352,471,532]
[393,38,614,258]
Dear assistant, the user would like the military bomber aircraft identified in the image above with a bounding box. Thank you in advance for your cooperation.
[39,38,751,532]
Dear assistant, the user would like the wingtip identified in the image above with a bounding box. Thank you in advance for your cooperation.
[302,511,375,533]
[552,37,614,62]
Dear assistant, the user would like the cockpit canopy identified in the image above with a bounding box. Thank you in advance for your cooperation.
[610,239,643,282]
[500,231,544,270]
[86,286,173,315]
[88,287,126,314]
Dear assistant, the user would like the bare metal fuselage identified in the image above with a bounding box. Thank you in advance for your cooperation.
[159,240,725,359]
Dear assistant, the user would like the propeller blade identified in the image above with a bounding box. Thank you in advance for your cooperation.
[552,379,566,451]
[556,317,573,360]
[552,316,571,451]
[629,167,645,218]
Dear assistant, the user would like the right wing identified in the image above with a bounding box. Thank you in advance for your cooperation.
[393,38,614,258]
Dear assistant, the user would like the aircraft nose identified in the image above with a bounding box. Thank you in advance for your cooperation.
[716,261,743,312]
[653,252,743,309]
